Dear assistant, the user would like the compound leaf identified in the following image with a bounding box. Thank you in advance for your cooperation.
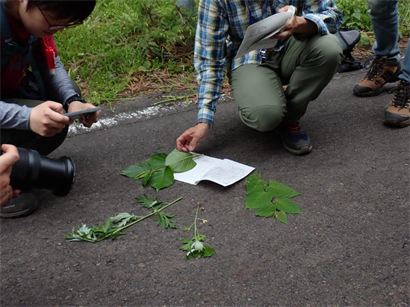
[148,166,174,190]
[165,149,196,173]
[275,210,288,224]
[157,211,177,229]
[269,180,300,198]
[275,197,302,214]
[245,186,275,209]
[136,194,161,209]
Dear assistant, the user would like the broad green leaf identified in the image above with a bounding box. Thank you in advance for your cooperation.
[255,203,276,217]
[146,153,167,170]
[245,186,275,209]
[246,173,267,193]
[165,149,197,173]
[142,168,153,186]
[121,162,150,179]
[275,210,288,224]
[148,166,174,190]
[268,180,300,198]
[202,245,216,257]
[275,197,302,214]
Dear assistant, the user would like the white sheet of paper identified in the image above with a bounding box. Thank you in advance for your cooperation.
[235,6,295,59]
[174,155,255,187]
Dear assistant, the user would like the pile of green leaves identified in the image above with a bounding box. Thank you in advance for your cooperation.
[121,149,198,190]
[64,196,182,243]
[245,173,302,224]
[181,205,215,260]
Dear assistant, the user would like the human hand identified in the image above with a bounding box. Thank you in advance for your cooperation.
[68,101,101,128]
[30,101,73,137]
[269,6,299,40]
[0,144,21,207]
[176,123,211,152]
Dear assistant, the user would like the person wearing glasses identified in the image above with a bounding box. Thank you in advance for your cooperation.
[0,0,100,217]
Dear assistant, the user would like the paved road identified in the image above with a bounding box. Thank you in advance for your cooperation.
[1,69,409,307]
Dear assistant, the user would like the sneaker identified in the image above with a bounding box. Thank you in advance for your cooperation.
[353,57,402,97]
[383,80,410,127]
[278,122,313,155]
[0,193,38,218]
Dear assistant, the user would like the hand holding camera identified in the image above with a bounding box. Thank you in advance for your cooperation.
[0,144,20,207]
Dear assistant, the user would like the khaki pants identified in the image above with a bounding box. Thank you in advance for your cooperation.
[229,34,343,132]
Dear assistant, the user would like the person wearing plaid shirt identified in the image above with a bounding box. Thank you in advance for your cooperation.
[176,0,343,155]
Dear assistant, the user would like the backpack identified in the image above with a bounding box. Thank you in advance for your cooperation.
[335,28,363,73]
[1,4,46,99]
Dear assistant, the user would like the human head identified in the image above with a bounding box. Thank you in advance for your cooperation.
[16,0,96,37]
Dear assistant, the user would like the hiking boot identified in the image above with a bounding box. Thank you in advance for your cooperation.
[278,122,313,155]
[353,57,402,97]
[383,80,410,128]
[0,193,38,218]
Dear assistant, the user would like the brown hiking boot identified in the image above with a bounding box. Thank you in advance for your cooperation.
[353,57,402,97]
[383,80,410,128]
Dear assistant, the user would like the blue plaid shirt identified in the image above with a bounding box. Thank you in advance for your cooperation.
[195,0,343,125]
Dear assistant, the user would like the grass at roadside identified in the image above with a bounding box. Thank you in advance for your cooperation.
[54,0,409,106]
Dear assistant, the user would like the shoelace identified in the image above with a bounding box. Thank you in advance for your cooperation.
[365,58,384,80]
[392,81,410,109]
[286,122,301,133]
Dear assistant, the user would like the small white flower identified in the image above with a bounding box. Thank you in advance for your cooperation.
[191,240,204,252]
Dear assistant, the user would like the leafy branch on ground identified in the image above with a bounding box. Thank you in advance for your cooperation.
[64,196,182,243]
[121,148,199,190]
[245,173,302,224]
[180,204,215,260]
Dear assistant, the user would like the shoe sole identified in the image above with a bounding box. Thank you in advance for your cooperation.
[383,119,410,128]
[353,75,401,97]
[282,143,313,155]
[0,201,39,218]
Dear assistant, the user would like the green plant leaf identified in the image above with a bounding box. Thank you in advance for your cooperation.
[246,173,267,193]
[165,149,196,173]
[142,168,153,186]
[275,197,302,214]
[202,245,216,257]
[245,186,275,209]
[275,210,288,224]
[146,153,167,170]
[157,211,176,229]
[136,194,161,209]
[268,180,300,198]
[121,162,150,179]
[110,212,138,227]
[148,166,174,190]
[255,203,276,217]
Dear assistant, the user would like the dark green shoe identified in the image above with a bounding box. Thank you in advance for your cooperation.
[0,193,38,218]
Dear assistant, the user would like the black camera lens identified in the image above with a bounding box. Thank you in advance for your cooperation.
[9,148,76,197]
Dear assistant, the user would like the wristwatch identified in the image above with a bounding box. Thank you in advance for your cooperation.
[64,94,87,110]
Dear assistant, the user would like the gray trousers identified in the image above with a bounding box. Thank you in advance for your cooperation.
[229,34,343,132]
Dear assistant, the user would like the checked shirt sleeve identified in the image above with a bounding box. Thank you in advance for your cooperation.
[301,0,342,35]
[194,0,229,126]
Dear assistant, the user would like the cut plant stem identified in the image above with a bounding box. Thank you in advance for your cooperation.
[98,196,183,242]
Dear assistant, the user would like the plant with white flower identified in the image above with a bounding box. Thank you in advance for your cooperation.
[181,204,215,260]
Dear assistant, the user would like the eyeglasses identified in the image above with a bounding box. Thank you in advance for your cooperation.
[37,5,83,31]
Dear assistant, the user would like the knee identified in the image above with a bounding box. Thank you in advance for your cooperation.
[317,35,343,67]
[240,105,285,132]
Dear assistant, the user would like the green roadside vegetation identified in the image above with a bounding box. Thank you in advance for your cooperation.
[54,0,410,106]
